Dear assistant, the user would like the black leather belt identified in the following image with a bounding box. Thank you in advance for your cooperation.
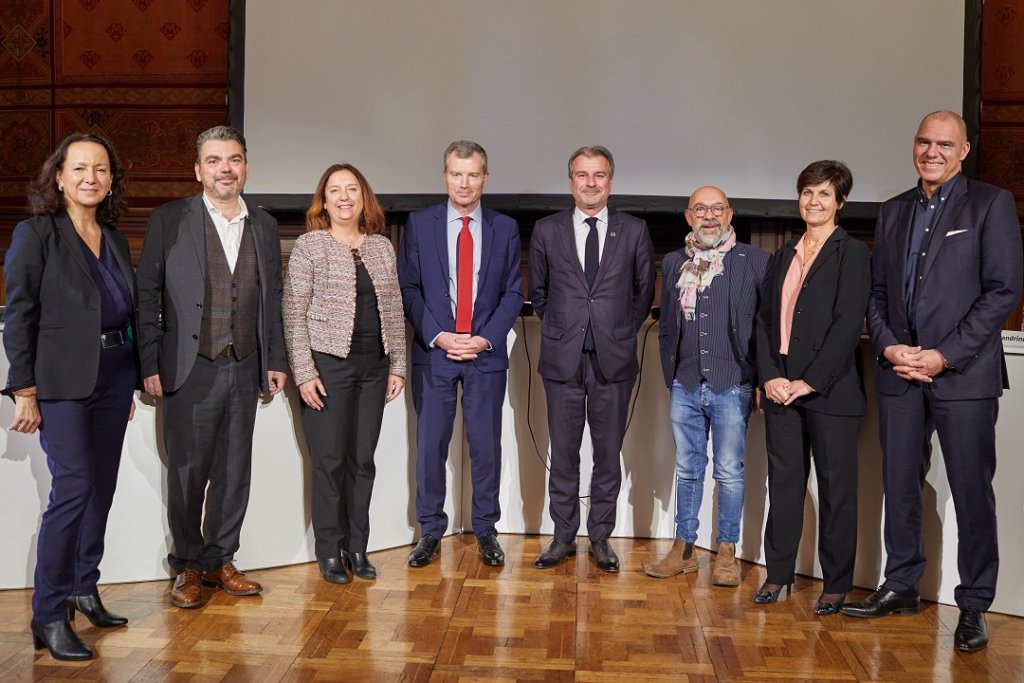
[100,328,129,349]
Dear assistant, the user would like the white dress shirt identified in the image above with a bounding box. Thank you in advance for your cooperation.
[202,194,249,273]
[573,206,609,268]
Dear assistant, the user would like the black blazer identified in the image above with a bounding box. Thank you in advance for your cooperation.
[3,211,140,400]
[529,209,655,383]
[756,227,870,417]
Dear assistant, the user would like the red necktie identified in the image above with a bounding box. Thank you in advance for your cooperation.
[455,215,473,333]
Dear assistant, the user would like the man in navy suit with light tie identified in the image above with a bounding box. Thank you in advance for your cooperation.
[842,111,1023,653]
[398,140,523,567]
[529,146,655,572]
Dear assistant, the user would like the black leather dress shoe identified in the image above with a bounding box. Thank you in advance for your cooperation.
[30,619,92,660]
[65,594,128,627]
[954,607,989,652]
[534,539,576,569]
[344,551,377,580]
[477,533,505,566]
[318,557,350,584]
[588,540,620,573]
[839,586,920,618]
[408,535,441,568]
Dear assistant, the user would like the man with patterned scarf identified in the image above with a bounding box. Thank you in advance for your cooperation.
[645,186,769,585]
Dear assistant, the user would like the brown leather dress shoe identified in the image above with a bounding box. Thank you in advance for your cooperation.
[201,562,262,596]
[171,568,204,608]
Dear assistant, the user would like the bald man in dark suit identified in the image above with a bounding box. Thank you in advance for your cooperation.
[842,111,1023,654]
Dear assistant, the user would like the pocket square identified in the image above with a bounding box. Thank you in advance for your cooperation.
[945,229,968,237]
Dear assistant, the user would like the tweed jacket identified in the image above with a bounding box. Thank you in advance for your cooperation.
[283,230,407,385]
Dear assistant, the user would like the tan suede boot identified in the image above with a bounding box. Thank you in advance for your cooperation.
[712,542,740,586]
[643,539,698,578]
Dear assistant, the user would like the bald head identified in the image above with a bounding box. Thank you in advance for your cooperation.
[688,185,729,209]
[685,186,733,247]
[919,110,967,141]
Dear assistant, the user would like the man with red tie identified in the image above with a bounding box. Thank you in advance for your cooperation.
[398,140,523,567]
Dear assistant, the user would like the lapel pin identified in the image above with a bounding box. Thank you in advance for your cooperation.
[610,232,617,237]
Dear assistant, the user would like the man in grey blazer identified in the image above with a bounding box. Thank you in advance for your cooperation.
[529,146,655,572]
[137,125,288,609]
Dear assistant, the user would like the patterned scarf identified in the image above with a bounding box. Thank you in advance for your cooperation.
[676,229,737,320]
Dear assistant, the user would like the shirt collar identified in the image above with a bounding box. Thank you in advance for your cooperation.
[915,172,960,204]
[447,201,482,226]
[202,193,248,221]
[574,206,608,226]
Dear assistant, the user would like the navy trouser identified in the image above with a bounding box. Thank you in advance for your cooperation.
[411,360,505,539]
[33,341,135,623]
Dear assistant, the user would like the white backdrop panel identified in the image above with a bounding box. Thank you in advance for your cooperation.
[243,0,963,201]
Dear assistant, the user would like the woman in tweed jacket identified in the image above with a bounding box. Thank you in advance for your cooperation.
[283,163,406,584]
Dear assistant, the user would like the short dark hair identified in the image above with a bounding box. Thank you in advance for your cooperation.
[27,133,128,225]
[797,160,853,206]
[568,146,614,178]
[196,125,247,163]
[443,140,488,173]
[305,163,385,235]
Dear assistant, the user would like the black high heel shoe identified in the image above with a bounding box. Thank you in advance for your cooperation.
[65,594,128,627]
[814,592,847,615]
[753,581,791,604]
[30,619,93,660]
[343,551,377,580]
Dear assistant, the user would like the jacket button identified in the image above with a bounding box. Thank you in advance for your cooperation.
[192,334,198,340]
[196,303,203,308]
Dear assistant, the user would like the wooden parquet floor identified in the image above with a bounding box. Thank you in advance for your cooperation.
[2,535,1022,682]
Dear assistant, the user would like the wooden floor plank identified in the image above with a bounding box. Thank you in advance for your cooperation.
[1,535,1021,681]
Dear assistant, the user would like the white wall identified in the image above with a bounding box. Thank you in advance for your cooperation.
[3,324,1023,617]
[243,0,964,202]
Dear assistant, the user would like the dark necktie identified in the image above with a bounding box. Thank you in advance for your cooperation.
[455,216,473,333]
[584,216,599,288]
[583,216,599,350]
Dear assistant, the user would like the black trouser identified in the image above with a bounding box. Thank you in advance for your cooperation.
[303,349,388,557]
[163,353,260,573]
[543,351,632,542]
[763,405,861,593]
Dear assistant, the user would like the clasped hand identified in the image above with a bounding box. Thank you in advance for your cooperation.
[436,332,488,361]
[884,344,945,383]
[763,377,815,405]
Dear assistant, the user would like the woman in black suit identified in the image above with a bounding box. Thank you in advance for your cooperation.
[753,160,869,614]
[3,134,139,660]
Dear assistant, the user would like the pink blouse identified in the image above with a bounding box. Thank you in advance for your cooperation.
[778,233,824,355]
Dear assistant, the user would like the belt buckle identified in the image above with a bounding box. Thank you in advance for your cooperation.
[100,329,125,349]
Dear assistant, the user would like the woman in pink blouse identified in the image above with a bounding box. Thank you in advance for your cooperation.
[283,164,406,584]
[753,160,870,614]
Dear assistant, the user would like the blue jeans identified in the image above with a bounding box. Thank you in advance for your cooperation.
[669,380,752,544]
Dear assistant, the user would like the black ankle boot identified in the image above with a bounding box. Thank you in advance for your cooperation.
[30,619,93,660]
[344,551,377,580]
[66,594,128,627]
[318,557,351,584]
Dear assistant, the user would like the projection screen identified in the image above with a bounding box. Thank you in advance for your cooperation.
[240,0,965,203]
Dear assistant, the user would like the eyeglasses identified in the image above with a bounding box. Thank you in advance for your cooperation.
[687,204,729,218]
